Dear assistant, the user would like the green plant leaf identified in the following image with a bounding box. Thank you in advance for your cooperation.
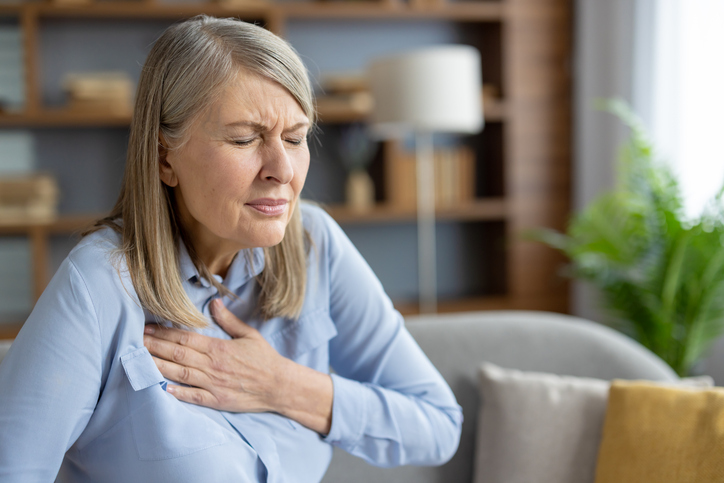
[534,99,724,376]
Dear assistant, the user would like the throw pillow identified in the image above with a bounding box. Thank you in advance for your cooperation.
[594,380,724,483]
[472,363,713,483]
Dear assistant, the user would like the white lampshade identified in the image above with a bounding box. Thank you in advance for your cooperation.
[368,45,484,138]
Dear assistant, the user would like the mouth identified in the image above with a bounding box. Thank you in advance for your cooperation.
[245,198,288,216]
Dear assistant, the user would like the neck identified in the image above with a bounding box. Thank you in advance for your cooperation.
[175,195,242,280]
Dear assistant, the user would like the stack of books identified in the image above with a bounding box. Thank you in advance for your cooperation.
[0,174,59,224]
[0,26,25,113]
[63,71,134,115]
[385,145,476,210]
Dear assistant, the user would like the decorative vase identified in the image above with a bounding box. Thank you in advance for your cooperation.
[346,169,375,212]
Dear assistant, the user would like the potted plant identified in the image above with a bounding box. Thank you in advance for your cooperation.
[536,99,724,376]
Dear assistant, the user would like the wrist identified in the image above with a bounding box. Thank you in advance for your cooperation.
[273,358,334,435]
[272,357,299,414]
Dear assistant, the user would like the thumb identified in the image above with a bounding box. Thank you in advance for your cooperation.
[210,298,253,339]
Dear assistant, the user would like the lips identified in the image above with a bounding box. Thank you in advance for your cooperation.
[246,198,288,216]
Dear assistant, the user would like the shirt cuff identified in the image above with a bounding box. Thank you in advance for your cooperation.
[322,373,368,446]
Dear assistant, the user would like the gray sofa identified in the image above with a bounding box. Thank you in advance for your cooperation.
[0,311,677,482]
[321,310,679,483]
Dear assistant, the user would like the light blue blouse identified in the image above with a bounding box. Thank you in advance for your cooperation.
[0,203,462,482]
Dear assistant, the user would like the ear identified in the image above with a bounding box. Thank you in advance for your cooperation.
[158,134,178,188]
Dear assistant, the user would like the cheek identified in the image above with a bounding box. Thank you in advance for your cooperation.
[292,153,310,195]
[210,164,257,198]
[179,156,258,217]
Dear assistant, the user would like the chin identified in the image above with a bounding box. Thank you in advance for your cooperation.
[244,227,287,249]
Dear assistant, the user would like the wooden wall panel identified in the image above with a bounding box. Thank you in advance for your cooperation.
[505,0,572,307]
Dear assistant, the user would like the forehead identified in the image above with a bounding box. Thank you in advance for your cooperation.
[200,70,308,129]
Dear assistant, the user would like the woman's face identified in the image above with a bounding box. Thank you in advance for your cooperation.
[160,70,310,269]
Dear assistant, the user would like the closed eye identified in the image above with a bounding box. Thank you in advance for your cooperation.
[233,138,256,146]
[285,138,305,146]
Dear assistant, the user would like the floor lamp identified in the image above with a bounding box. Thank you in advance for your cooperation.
[369,46,484,314]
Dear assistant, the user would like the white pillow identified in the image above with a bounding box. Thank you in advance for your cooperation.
[472,362,712,483]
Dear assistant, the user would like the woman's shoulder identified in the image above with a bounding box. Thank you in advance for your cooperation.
[62,224,137,303]
[67,225,124,273]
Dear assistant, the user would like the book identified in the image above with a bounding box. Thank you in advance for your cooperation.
[0,174,59,223]
[63,71,134,115]
[385,145,476,210]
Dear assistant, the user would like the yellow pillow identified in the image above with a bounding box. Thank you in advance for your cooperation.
[594,380,724,483]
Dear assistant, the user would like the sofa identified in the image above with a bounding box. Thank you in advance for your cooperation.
[321,310,681,483]
[0,310,681,481]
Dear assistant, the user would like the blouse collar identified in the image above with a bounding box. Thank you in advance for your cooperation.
[177,239,265,291]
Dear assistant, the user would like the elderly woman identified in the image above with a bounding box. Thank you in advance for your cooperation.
[0,15,461,482]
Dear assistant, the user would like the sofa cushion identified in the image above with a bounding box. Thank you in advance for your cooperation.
[473,363,713,483]
[594,380,724,483]
[473,362,609,483]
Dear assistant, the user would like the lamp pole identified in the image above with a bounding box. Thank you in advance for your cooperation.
[416,130,437,314]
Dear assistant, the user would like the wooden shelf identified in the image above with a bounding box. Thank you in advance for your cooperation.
[0,292,568,340]
[317,98,506,124]
[325,198,507,224]
[0,213,102,236]
[0,2,270,19]
[397,292,569,317]
[0,1,505,20]
[0,201,505,230]
[0,98,506,127]
[278,1,506,21]
[0,109,132,128]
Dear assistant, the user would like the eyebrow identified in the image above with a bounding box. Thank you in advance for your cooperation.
[224,120,310,132]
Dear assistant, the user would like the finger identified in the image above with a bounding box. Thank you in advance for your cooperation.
[143,333,210,369]
[144,325,213,353]
[151,356,210,389]
[210,299,254,339]
[166,384,219,409]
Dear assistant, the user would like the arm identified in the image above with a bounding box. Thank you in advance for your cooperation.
[0,258,103,481]
[322,212,463,467]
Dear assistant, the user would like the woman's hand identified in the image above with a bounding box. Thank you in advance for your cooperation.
[143,298,333,435]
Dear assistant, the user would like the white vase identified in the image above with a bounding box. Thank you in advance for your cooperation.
[346,170,375,212]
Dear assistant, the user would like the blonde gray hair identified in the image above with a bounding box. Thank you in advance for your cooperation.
[88,15,314,328]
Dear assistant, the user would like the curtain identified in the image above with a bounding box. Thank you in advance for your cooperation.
[636,0,724,219]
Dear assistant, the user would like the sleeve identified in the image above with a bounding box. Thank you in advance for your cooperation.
[0,257,103,481]
[317,210,463,467]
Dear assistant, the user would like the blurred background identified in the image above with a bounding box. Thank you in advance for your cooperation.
[0,0,723,379]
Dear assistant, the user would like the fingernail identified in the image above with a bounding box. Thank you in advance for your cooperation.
[166,385,175,394]
[144,325,155,335]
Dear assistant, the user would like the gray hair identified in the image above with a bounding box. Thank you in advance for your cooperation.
[152,15,315,150]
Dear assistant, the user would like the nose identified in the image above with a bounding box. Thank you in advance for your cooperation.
[260,138,294,185]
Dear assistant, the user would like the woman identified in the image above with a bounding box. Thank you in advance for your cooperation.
[0,15,462,482]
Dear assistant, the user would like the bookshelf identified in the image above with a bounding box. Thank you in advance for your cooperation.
[0,0,572,336]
